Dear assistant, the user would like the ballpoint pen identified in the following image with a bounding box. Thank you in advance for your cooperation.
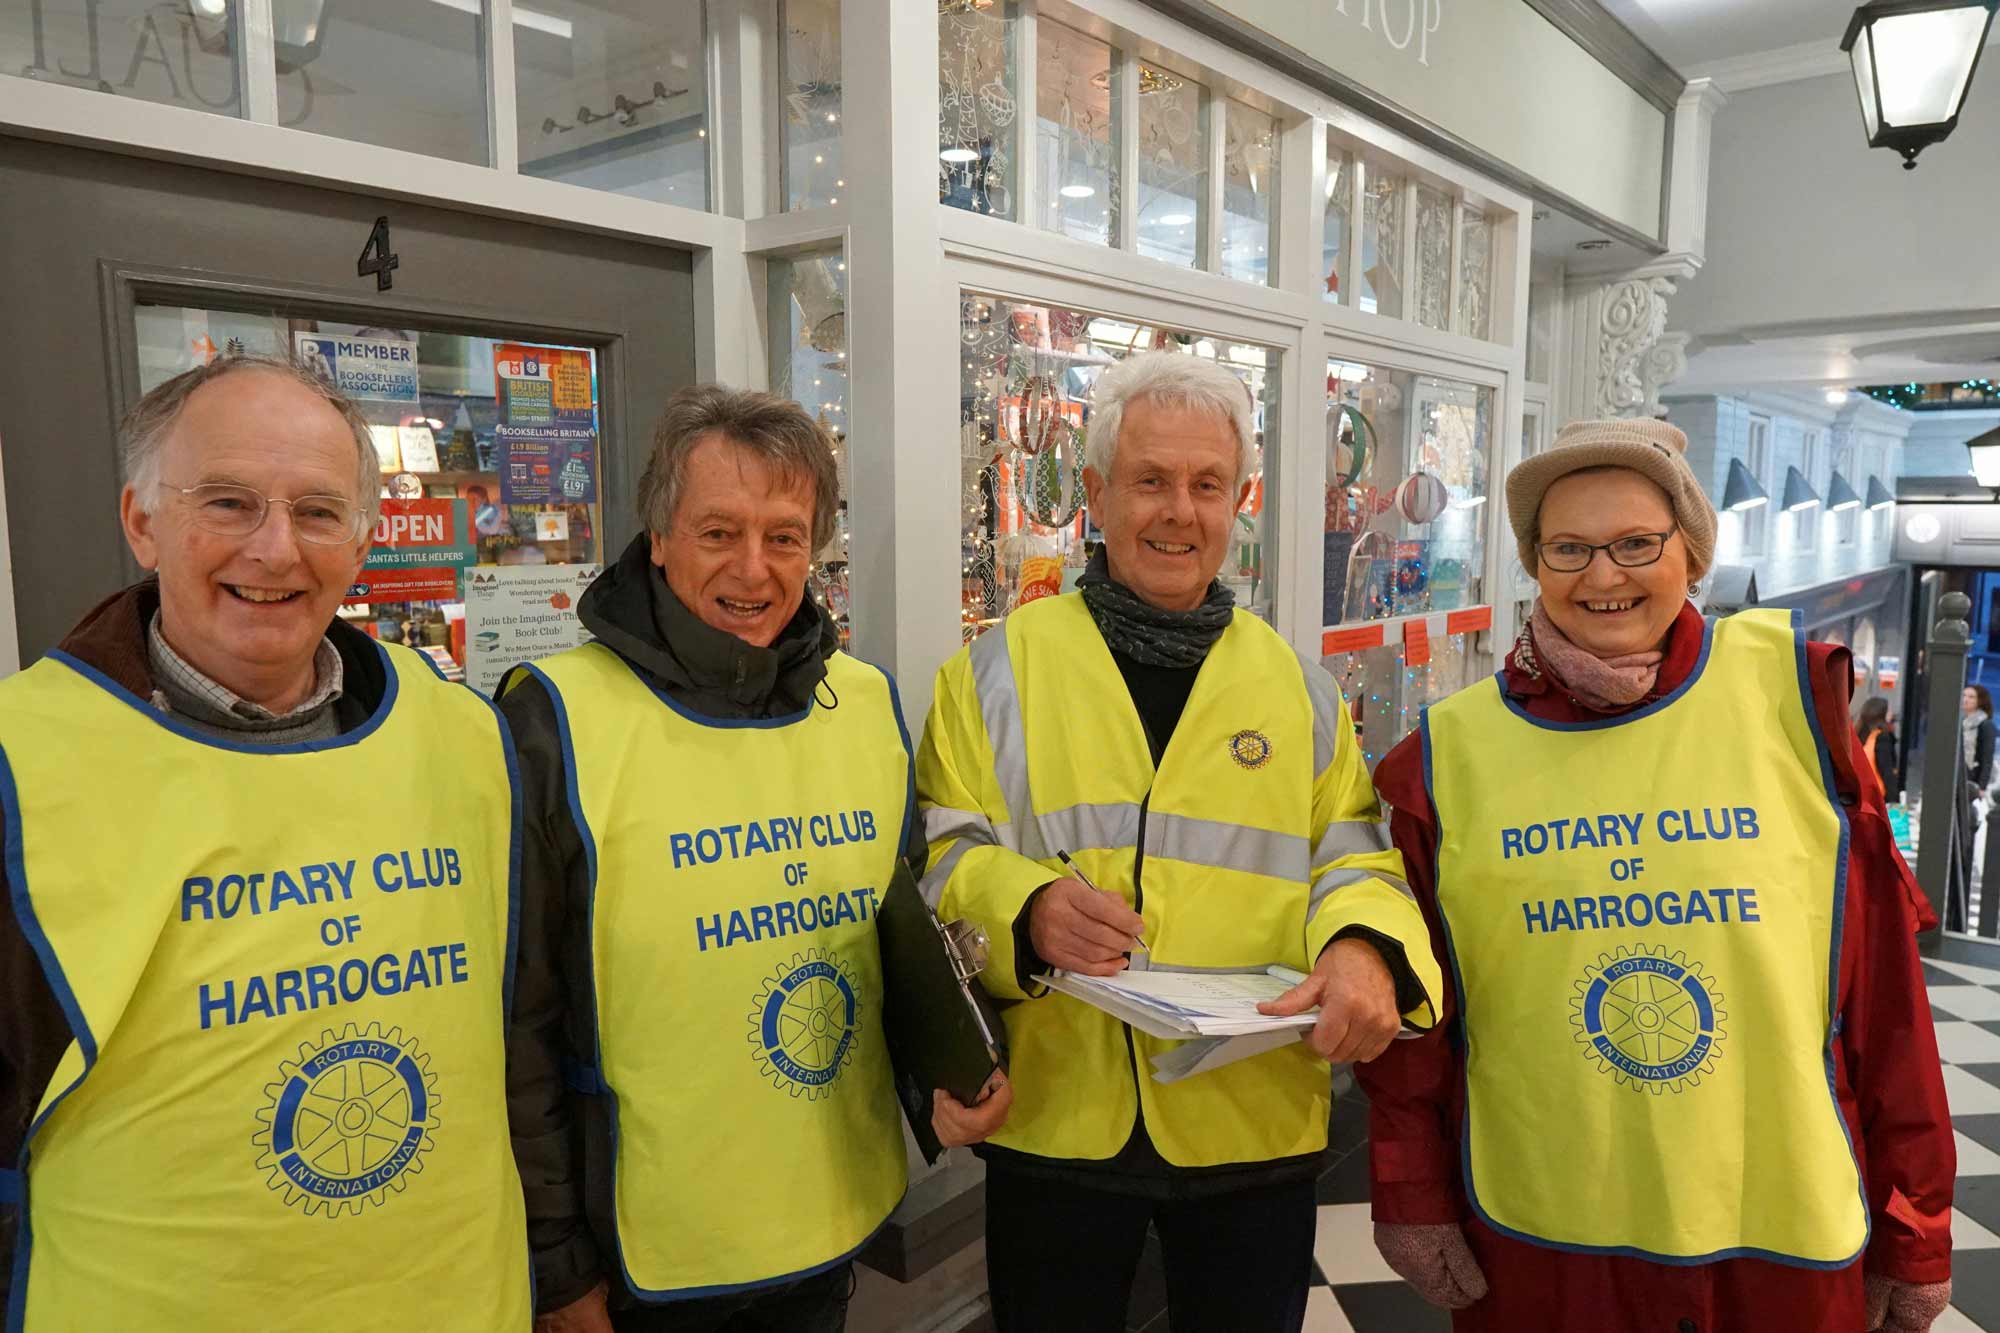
[1055,848,1145,955]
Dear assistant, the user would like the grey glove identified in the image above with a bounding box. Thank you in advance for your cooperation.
[1373,1222,1488,1310]
[1866,1273,1952,1332]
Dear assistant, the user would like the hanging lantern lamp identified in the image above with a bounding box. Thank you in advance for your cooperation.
[1841,1,1999,169]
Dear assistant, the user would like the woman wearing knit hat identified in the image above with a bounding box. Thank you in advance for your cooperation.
[1357,418,1956,1332]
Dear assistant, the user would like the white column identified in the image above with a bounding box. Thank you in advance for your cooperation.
[841,0,961,720]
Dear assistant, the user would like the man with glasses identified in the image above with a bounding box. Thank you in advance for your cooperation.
[0,354,532,1330]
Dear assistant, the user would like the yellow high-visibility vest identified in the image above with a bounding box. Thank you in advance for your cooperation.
[2,645,530,1331]
[917,593,1437,1168]
[519,641,909,1300]
[1424,608,1867,1265]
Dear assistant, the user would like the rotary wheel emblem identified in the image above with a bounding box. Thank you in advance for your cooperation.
[1227,729,1272,770]
[1570,945,1725,1095]
[253,1022,438,1217]
[747,948,860,1100]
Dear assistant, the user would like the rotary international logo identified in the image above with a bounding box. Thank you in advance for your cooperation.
[253,1023,438,1217]
[747,948,860,1100]
[1570,945,1726,1094]
[1227,729,1273,770]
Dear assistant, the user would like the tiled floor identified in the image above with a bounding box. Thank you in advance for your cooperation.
[972,934,2000,1333]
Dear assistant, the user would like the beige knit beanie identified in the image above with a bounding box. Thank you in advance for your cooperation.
[1507,418,1718,582]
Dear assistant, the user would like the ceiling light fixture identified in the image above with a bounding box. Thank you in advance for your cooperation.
[1841,1,1998,168]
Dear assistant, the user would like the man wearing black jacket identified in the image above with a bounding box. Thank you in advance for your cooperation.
[504,385,1008,1333]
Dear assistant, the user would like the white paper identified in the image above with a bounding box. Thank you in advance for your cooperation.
[1038,968,1317,1041]
[397,423,440,473]
[536,510,570,542]
[463,563,600,696]
[1149,1029,1303,1083]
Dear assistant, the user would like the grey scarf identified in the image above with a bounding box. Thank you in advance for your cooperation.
[1076,548,1235,668]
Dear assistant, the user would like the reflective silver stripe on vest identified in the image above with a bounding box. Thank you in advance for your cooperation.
[1306,864,1416,919]
[917,806,998,908]
[1037,802,1144,858]
[1313,819,1392,865]
[969,627,1042,859]
[1147,812,1309,882]
[1293,650,1343,777]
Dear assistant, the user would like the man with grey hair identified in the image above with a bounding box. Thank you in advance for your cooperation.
[502,383,1010,1333]
[0,354,533,1328]
[917,350,1442,1331]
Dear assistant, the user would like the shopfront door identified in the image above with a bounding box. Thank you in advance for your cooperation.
[0,135,697,675]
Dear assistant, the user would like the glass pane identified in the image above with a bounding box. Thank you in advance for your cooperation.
[516,1,709,207]
[1323,360,1490,624]
[939,0,1018,220]
[1413,185,1452,332]
[1321,150,1350,305]
[1034,20,1115,247]
[1526,263,1559,384]
[3,1,241,116]
[1324,632,1478,772]
[960,292,1277,638]
[1135,62,1205,268]
[782,0,843,211]
[134,305,605,693]
[767,248,853,650]
[1323,359,1493,764]
[1220,99,1276,285]
[277,0,488,165]
[1457,207,1494,341]
[1359,167,1403,318]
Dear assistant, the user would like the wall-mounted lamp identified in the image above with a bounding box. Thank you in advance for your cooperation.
[1782,465,1822,512]
[1866,475,1896,509]
[1722,457,1770,511]
[1827,470,1864,511]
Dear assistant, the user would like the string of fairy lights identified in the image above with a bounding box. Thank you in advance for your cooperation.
[1861,378,2000,411]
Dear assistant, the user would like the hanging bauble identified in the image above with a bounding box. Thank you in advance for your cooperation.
[1394,471,1449,524]
[1327,403,1375,487]
[1021,424,1087,528]
[1016,374,1071,456]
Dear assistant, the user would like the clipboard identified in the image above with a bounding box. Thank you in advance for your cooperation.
[876,860,1008,1164]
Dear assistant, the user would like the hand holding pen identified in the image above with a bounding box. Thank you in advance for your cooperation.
[1026,849,1146,976]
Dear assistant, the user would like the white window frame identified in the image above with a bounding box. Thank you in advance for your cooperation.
[1795,429,1820,553]
[1744,414,1772,557]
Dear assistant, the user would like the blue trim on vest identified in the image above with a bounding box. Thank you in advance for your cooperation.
[44,640,403,753]
[878,666,919,876]
[1790,611,1873,1264]
[0,744,98,1333]
[622,1214,893,1305]
[1491,618,1716,733]
[0,1170,18,1205]
[489,699,527,1023]
[1422,616,1869,1270]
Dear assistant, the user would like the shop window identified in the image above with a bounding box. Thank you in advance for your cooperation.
[515,1,710,207]
[1323,360,1493,763]
[781,0,843,211]
[1741,415,1771,556]
[939,0,1019,221]
[1219,99,1276,286]
[1134,60,1206,269]
[134,304,606,694]
[1034,19,1116,247]
[1358,165,1404,319]
[1457,208,1495,341]
[1412,184,1452,333]
[1794,430,1820,552]
[766,248,853,649]
[277,0,489,166]
[2,0,241,118]
[958,291,1276,639]
[1321,149,1351,306]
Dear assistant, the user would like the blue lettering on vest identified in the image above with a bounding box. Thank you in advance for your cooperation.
[696,914,724,951]
[696,830,723,864]
[1684,890,1716,924]
[671,833,697,869]
[1502,828,1524,860]
[199,980,234,1030]
[182,877,214,921]
[1522,900,1547,933]
[751,904,776,940]
[1626,893,1655,926]
[744,823,773,857]
[725,911,753,946]
[1599,895,1626,929]
[1549,899,1575,931]
[268,870,309,911]
[1736,807,1760,840]
[374,853,402,892]
[774,899,798,934]
[1740,887,1760,922]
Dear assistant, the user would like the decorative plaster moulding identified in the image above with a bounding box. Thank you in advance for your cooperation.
[1685,24,2000,94]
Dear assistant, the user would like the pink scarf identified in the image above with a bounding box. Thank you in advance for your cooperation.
[1522,600,1665,711]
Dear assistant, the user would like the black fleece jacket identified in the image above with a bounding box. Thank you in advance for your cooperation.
[498,535,924,1314]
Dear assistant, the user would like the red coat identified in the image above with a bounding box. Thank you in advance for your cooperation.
[1362,603,1955,1333]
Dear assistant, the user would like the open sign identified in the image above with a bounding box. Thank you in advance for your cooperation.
[362,498,477,573]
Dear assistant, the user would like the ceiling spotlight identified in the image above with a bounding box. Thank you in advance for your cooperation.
[1825,388,1851,405]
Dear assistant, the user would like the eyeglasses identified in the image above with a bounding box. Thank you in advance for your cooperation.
[1536,524,1679,574]
[167,483,365,546]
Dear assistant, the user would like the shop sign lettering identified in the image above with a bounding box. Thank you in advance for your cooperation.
[1331,0,1446,67]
